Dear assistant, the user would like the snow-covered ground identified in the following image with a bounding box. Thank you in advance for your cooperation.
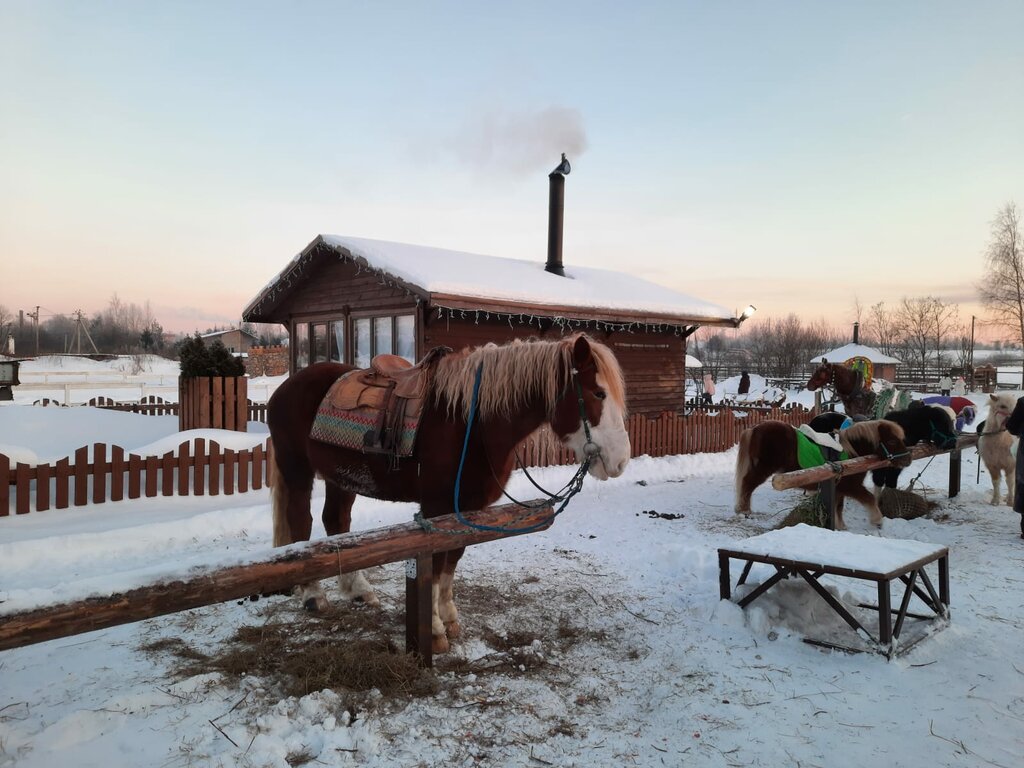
[1,394,1023,768]
[7,354,285,405]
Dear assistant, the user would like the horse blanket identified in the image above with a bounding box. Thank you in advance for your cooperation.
[309,369,419,456]
[794,426,849,469]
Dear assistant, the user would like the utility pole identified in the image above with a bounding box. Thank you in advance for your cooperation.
[72,310,99,355]
[969,315,975,373]
[26,306,40,356]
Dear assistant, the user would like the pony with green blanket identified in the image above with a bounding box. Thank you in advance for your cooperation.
[734,419,910,530]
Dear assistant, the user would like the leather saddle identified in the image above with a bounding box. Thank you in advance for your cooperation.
[322,346,451,456]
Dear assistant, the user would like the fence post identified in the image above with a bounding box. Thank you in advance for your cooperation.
[405,553,434,667]
[948,447,961,498]
[819,477,837,531]
[0,453,8,517]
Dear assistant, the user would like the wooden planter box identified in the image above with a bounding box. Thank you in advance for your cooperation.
[179,376,248,432]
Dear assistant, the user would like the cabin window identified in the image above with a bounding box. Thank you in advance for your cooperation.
[330,320,346,362]
[373,317,393,360]
[294,323,310,369]
[353,318,372,368]
[311,323,328,364]
[396,315,415,361]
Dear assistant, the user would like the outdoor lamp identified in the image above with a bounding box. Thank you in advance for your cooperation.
[734,305,757,327]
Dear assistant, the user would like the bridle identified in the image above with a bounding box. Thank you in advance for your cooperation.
[441,361,599,534]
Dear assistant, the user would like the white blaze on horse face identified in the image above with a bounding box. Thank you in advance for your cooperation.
[565,371,630,480]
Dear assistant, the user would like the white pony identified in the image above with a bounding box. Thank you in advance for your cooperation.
[979,393,1019,506]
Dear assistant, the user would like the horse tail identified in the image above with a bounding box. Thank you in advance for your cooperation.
[270,443,292,547]
[735,427,755,510]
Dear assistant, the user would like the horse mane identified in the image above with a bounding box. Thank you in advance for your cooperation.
[839,419,904,457]
[430,334,626,421]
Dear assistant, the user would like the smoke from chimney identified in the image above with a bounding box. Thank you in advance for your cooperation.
[451,107,587,177]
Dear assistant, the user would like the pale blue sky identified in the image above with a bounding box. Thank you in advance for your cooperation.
[2,1,1022,334]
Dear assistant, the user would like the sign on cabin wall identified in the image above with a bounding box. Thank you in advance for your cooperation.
[845,356,873,388]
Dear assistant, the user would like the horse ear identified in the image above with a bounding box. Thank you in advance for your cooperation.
[990,393,998,403]
[572,335,592,369]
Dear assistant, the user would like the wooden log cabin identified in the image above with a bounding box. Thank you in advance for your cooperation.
[243,234,748,415]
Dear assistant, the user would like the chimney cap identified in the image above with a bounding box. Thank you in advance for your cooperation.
[550,153,571,177]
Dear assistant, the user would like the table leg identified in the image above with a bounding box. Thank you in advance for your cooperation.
[877,580,892,648]
[719,551,731,600]
[938,556,950,615]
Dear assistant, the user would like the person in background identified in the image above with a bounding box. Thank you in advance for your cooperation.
[738,371,751,395]
[1004,396,1024,539]
[952,376,967,396]
[702,373,715,405]
[938,372,953,396]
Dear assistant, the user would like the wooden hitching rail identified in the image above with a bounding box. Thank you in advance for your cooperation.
[0,501,555,666]
[770,433,978,530]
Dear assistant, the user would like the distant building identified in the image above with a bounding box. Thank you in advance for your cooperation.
[200,328,258,355]
[810,343,901,383]
[242,235,749,414]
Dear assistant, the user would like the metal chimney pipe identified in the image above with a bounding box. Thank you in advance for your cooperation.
[546,153,571,276]
[853,322,860,344]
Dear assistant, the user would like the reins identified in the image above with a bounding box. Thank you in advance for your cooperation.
[415,361,597,535]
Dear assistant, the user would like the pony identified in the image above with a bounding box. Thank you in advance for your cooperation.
[870,405,957,496]
[808,411,857,434]
[267,333,631,653]
[806,361,876,418]
[735,419,910,529]
[921,395,976,431]
[977,392,1019,506]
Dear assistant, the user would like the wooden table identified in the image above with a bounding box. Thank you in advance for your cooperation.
[719,525,949,658]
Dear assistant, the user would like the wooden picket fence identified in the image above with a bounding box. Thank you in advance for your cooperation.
[82,396,270,423]
[3,407,814,515]
[513,405,816,468]
[2,438,271,516]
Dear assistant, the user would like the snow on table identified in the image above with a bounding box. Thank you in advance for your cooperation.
[723,523,948,576]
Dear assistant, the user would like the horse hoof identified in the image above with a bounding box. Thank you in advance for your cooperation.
[354,592,381,607]
[444,620,462,639]
[303,597,320,612]
[303,595,329,613]
[431,635,450,654]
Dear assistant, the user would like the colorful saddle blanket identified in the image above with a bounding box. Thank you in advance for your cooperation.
[310,348,449,458]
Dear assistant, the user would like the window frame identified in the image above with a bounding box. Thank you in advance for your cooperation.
[292,311,417,371]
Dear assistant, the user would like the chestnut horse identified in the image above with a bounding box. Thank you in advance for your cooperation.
[806,361,876,418]
[267,334,631,653]
[735,419,910,529]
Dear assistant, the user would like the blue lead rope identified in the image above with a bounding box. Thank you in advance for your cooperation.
[447,362,590,534]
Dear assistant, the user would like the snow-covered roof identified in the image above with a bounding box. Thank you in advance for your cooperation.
[244,235,736,325]
[201,328,257,340]
[810,343,902,365]
[685,354,702,368]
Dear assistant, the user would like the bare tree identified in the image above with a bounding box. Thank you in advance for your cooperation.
[864,301,901,357]
[979,202,1024,385]
[0,305,13,354]
[896,296,955,379]
[689,329,728,385]
[932,302,961,371]
[851,296,864,327]
[744,314,840,381]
